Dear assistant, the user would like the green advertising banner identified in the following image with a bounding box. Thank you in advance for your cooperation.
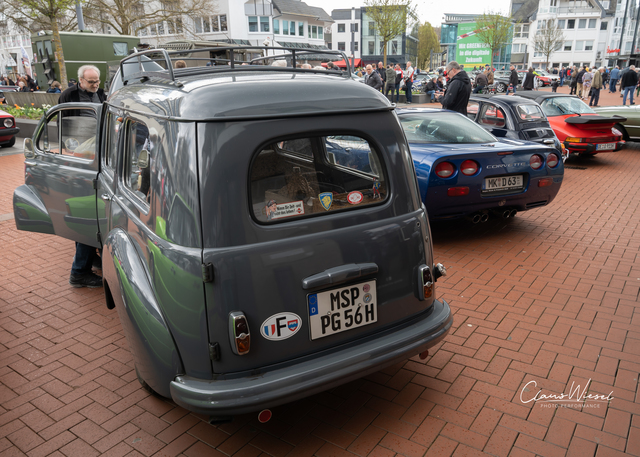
[455,22,492,69]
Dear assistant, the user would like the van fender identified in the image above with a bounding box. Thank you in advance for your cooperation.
[13,185,54,234]
[102,228,183,398]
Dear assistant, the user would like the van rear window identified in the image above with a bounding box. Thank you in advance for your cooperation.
[250,135,387,223]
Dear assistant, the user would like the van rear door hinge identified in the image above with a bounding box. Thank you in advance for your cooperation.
[202,263,214,283]
[209,342,220,361]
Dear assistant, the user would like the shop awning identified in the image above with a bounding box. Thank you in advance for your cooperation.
[321,58,362,69]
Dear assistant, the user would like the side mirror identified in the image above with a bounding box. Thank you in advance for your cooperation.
[23,138,35,159]
[138,149,150,168]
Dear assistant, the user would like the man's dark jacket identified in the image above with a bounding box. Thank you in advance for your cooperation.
[621,68,638,89]
[365,71,383,90]
[438,70,471,115]
[376,67,386,83]
[509,69,519,87]
[425,80,437,92]
[475,72,488,87]
[576,69,586,84]
[59,85,106,104]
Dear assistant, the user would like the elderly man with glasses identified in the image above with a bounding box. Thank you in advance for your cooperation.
[58,64,106,288]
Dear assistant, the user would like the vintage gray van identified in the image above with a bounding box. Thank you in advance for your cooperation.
[13,47,452,422]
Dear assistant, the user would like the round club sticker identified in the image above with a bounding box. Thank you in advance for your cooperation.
[347,191,364,205]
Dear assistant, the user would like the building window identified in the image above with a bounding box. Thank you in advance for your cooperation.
[283,21,289,35]
[338,42,345,51]
[354,42,359,51]
[369,22,375,36]
[578,19,586,29]
[274,19,280,34]
[248,16,258,32]
[318,27,323,39]
[211,16,218,32]
[194,17,202,33]
[567,19,575,29]
[261,17,270,32]
[564,41,572,51]
[220,15,227,31]
[338,23,345,33]
[290,21,295,35]
[312,25,318,39]
[299,22,304,35]
[353,23,359,32]
[392,40,398,54]
[575,40,584,51]
[600,21,607,30]
[308,25,311,38]
[558,19,565,29]
[368,41,374,54]
[588,19,596,28]
[585,41,593,51]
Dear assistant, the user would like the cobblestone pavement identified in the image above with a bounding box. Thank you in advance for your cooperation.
[1,131,639,456]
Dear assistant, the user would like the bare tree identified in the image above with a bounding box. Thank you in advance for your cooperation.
[82,0,217,37]
[533,19,565,69]
[475,10,513,68]
[364,0,417,66]
[3,0,75,86]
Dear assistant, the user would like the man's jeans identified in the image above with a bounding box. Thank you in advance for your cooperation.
[559,77,564,86]
[623,86,635,105]
[589,88,600,106]
[405,80,413,103]
[610,78,618,92]
[394,83,401,102]
[426,89,436,102]
[473,85,485,94]
[71,242,97,276]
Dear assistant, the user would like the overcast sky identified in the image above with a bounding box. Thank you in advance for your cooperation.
[303,0,512,28]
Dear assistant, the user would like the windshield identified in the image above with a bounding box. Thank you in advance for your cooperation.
[540,97,596,116]
[400,112,498,144]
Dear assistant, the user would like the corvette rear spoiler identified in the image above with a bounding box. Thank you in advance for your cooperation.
[565,115,627,125]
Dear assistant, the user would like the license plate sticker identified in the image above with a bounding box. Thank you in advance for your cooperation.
[308,281,377,340]
[596,143,615,151]
[483,175,524,192]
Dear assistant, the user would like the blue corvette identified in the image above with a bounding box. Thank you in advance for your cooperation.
[398,108,564,222]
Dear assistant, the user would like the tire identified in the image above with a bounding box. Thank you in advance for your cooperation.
[0,136,15,148]
[614,123,629,141]
[496,83,507,93]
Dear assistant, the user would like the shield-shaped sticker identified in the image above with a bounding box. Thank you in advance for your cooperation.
[319,192,333,211]
[288,319,299,331]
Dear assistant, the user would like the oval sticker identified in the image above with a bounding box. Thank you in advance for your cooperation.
[347,191,364,205]
[260,313,302,341]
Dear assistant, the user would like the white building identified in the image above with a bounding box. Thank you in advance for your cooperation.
[0,11,32,79]
[329,8,361,60]
[510,0,618,69]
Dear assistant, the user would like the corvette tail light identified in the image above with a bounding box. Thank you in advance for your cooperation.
[447,187,469,196]
[530,154,543,170]
[460,160,479,176]
[538,178,553,187]
[547,154,559,168]
[435,161,455,178]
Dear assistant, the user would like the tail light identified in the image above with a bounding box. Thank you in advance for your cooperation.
[565,137,581,143]
[538,178,553,187]
[530,154,543,170]
[612,127,622,137]
[547,154,559,168]
[460,160,479,176]
[418,265,433,300]
[229,312,251,355]
[435,161,455,178]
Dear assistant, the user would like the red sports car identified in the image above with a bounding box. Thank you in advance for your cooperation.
[0,110,19,148]
[516,93,625,156]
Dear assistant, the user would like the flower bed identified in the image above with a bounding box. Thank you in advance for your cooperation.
[1,103,50,120]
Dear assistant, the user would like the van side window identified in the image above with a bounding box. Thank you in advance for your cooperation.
[37,108,97,160]
[105,111,123,171]
[124,119,152,204]
[250,135,387,223]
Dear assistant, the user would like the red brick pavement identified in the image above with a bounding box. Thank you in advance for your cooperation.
[1,140,639,456]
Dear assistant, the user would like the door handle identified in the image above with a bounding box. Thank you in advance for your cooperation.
[302,263,378,290]
[100,194,111,202]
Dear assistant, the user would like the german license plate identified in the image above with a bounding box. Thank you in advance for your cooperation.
[483,175,523,192]
[307,281,377,340]
[596,143,615,151]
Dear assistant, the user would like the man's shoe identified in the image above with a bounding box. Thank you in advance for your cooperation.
[69,273,103,288]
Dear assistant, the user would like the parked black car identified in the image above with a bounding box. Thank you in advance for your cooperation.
[467,94,568,162]
[492,71,523,93]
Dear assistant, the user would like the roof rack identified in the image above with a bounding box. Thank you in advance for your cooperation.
[119,46,353,86]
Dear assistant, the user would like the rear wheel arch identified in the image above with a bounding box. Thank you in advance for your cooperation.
[614,123,629,141]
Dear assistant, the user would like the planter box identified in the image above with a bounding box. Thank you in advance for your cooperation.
[4,92,60,109]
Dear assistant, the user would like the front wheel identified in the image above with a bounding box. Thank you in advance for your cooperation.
[496,83,507,93]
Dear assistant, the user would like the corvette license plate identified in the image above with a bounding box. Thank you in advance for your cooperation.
[483,175,523,192]
[307,281,377,340]
[596,143,615,151]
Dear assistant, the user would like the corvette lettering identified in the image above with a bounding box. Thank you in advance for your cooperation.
[487,163,525,168]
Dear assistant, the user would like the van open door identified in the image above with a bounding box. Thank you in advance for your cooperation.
[14,103,103,248]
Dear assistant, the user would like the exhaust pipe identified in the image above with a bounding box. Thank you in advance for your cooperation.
[480,212,489,223]
[502,209,511,218]
[471,213,482,224]
[509,209,517,218]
